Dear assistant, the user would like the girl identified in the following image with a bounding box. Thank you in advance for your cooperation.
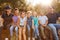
[10,8,20,40]
[32,11,39,39]
[19,11,26,40]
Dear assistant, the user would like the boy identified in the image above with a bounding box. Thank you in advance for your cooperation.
[38,12,48,39]
[27,11,33,40]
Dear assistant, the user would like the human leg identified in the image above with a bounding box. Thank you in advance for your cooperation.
[35,25,39,38]
[15,26,18,37]
[19,27,22,40]
[23,27,26,40]
[10,26,14,37]
[48,24,59,40]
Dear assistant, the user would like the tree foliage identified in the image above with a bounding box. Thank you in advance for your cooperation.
[0,0,60,13]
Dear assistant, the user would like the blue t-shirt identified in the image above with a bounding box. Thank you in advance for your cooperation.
[33,17,38,26]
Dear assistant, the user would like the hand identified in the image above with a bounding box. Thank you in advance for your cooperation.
[18,25,20,29]
[18,27,21,29]
[32,26,35,30]
[42,24,47,28]
[58,17,60,20]
[44,24,47,27]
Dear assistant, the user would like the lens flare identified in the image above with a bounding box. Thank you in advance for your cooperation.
[26,0,53,6]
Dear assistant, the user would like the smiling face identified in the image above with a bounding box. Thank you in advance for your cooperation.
[27,13,31,18]
[48,7,54,14]
[33,12,37,17]
[40,13,44,16]
[21,11,25,18]
[6,9,11,15]
[40,11,45,16]
[14,8,19,16]
[27,11,32,18]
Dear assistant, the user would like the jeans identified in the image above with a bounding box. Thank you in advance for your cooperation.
[27,25,31,37]
[10,25,18,37]
[27,25,34,40]
[27,25,31,31]
[48,23,60,40]
[34,25,39,37]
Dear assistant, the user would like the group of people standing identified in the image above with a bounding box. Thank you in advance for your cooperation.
[0,6,60,40]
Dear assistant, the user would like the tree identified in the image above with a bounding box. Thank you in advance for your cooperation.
[0,0,27,11]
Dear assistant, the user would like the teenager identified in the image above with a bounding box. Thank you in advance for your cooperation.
[10,8,20,40]
[19,11,26,40]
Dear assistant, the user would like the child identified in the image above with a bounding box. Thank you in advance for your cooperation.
[19,11,26,40]
[0,14,3,40]
[38,12,48,39]
[0,14,3,27]
[32,11,39,38]
[27,11,33,40]
[10,8,20,40]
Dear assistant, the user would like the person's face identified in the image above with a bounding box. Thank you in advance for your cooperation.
[14,10,19,16]
[27,12,31,18]
[40,13,44,16]
[21,12,25,18]
[33,12,37,17]
[6,9,11,14]
[48,8,54,13]
[15,10,19,13]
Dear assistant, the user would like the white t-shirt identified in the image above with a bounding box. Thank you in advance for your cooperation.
[38,16,48,25]
[20,17,27,26]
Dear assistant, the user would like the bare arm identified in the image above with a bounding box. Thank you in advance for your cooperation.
[12,18,14,25]
[24,20,27,28]
[38,20,43,25]
[16,17,20,28]
[58,17,60,20]
[32,20,34,29]
[45,20,48,25]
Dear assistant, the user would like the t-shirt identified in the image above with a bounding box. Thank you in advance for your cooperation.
[46,13,59,24]
[20,17,27,26]
[27,16,32,27]
[2,13,13,26]
[12,16,18,23]
[33,17,38,26]
[38,16,48,25]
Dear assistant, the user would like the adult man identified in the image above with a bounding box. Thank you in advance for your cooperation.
[2,6,13,29]
[46,7,60,40]
[2,6,13,40]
